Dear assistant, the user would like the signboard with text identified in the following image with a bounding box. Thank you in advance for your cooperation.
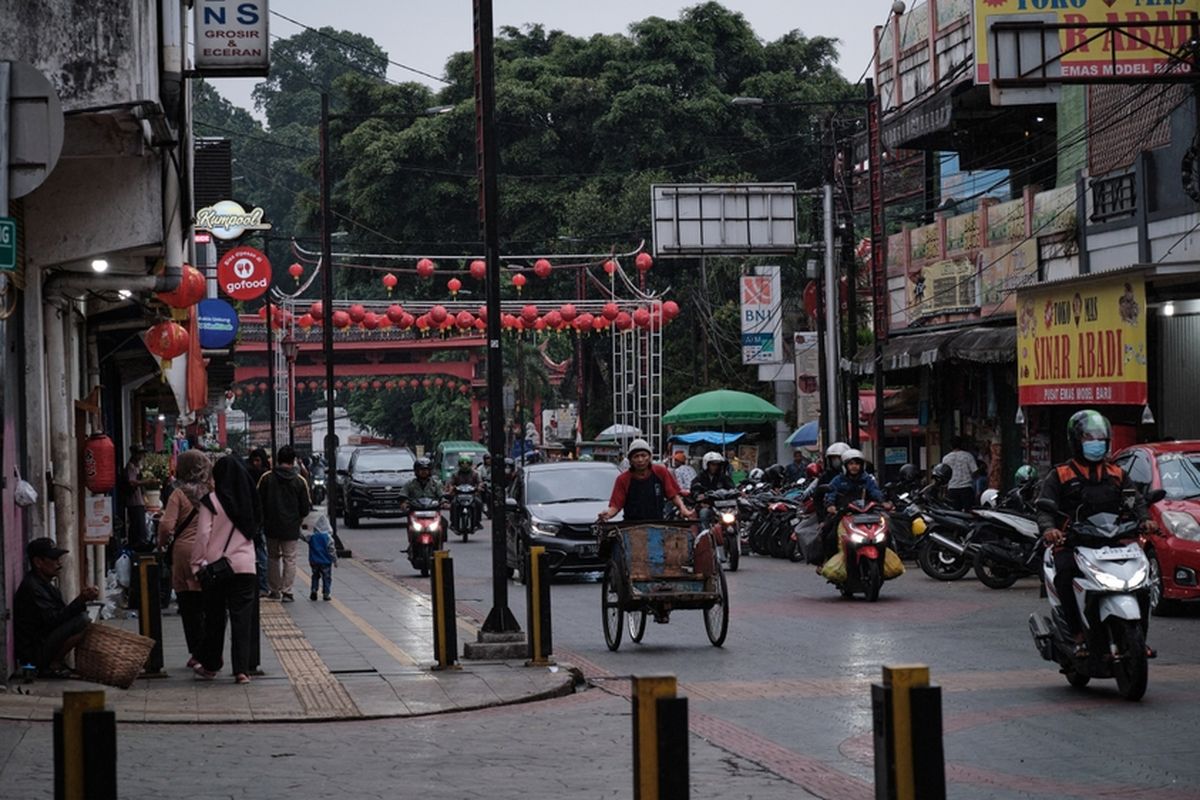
[217,246,272,301]
[740,266,783,364]
[974,0,1200,84]
[197,299,240,348]
[194,0,270,76]
[1017,275,1147,405]
[906,257,977,322]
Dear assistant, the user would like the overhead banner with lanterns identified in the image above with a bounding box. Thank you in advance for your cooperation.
[1017,275,1147,406]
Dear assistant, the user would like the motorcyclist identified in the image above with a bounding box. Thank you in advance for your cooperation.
[804,442,850,521]
[763,464,789,490]
[598,439,695,523]
[690,452,734,524]
[1037,410,1155,657]
[1008,464,1040,511]
[403,457,447,543]
[821,448,890,560]
[449,455,483,530]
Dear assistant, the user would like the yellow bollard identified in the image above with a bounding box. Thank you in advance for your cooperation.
[526,545,554,665]
[632,674,678,800]
[57,690,106,800]
[882,664,930,800]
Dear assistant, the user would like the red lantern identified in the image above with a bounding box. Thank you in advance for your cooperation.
[459,384,470,395]
[362,311,380,331]
[439,317,455,332]
[446,380,457,389]
[575,313,595,333]
[385,381,396,390]
[434,377,444,387]
[635,252,653,272]
[399,312,415,330]
[544,310,563,329]
[332,310,351,329]
[429,305,448,324]
[593,315,608,331]
[602,302,619,321]
[372,380,383,390]
[560,304,577,322]
[602,259,617,276]
[288,263,304,283]
[348,304,365,323]
[662,300,680,320]
[469,259,486,281]
[474,319,485,331]
[456,310,474,329]
[386,304,405,324]
[308,382,320,392]
[409,379,420,389]
[382,272,398,295]
[310,301,324,321]
[378,316,392,331]
[335,381,345,390]
[83,433,116,493]
[422,378,432,389]
[258,382,268,392]
[511,273,527,292]
[521,304,539,324]
[477,306,488,324]
[447,277,462,297]
[633,308,651,328]
[298,313,314,330]
[416,314,430,332]
[358,381,369,391]
[145,320,189,369]
[416,258,436,279]
[156,264,206,309]
[615,311,633,330]
[533,259,552,279]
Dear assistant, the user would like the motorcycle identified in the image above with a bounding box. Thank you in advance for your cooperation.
[450,484,480,542]
[697,488,741,572]
[970,506,1042,589]
[825,500,892,601]
[309,462,328,506]
[1028,492,1163,701]
[405,496,446,576]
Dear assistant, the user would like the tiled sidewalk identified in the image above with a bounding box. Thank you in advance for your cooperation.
[0,558,575,723]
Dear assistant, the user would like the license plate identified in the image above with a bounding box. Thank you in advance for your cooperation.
[580,543,599,557]
[1096,545,1140,561]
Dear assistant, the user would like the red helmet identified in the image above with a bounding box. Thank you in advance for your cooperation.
[805,462,822,479]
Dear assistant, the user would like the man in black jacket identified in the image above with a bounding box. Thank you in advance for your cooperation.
[257,445,311,602]
[14,538,99,676]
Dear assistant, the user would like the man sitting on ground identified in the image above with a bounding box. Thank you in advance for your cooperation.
[14,538,100,678]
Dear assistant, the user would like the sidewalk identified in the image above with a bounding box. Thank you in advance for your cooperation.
[0,557,576,723]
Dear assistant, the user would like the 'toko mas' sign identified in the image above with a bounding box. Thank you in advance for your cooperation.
[1016,275,1147,405]
[217,246,272,301]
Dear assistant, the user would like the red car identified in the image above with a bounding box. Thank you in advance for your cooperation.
[1113,442,1200,615]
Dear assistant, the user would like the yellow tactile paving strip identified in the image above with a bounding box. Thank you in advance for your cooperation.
[260,600,362,718]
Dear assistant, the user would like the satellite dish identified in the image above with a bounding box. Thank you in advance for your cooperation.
[3,60,64,199]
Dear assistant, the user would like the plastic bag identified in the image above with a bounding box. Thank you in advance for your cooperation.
[820,552,847,583]
[115,553,132,589]
[883,548,906,579]
[14,478,37,507]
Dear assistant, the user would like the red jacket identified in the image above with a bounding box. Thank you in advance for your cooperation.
[608,464,681,510]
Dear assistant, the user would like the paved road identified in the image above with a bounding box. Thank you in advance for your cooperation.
[2,516,1198,800]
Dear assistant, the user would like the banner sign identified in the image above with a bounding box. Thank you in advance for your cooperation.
[194,0,270,77]
[217,246,272,301]
[741,266,783,364]
[906,258,977,321]
[83,494,113,545]
[974,0,1200,84]
[1017,275,1147,405]
[793,331,821,429]
[194,200,272,241]
[197,299,240,348]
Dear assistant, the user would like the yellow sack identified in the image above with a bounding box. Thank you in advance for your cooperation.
[820,552,847,583]
[883,548,906,579]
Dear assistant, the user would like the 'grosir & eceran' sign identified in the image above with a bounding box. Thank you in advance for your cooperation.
[1016,275,1147,405]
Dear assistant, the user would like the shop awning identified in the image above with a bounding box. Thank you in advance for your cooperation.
[944,326,1017,364]
[850,330,960,375]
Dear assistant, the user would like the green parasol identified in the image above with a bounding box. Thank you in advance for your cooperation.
[662,389,785,426]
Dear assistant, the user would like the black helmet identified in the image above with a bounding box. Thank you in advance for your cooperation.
[763,464,787,485]
[1067,409,1112,463]
[414,457,432,471]
[898,463,921,484]
[931,463,952,484]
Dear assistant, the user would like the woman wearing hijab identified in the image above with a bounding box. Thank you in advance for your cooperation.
[157,450,211,668]
[191,455,262,683]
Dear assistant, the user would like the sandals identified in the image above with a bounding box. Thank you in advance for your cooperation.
[234,673,251,684]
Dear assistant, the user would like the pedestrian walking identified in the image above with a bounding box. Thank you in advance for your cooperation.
[941,437,981,511]
[258,445,312,602]
[157,449,211,669]
[191,455,261,684]
[123,444,154,548]
[301,514,337,601]
[247,447,271,597]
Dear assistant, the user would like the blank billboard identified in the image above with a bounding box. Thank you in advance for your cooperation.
[652,183,798,257]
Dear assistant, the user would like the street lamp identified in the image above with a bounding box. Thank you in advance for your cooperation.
[281,334,299,448]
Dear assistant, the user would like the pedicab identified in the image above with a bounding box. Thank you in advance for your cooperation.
[596,521,729,650]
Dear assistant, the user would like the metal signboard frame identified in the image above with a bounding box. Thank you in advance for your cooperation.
[651,183,798,257]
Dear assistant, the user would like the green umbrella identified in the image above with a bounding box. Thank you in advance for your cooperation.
[662,389,785,426]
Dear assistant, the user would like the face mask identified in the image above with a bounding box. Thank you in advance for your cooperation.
[1081,440,1108,462]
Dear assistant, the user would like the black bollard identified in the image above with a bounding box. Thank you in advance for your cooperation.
[54,690,110,800]
[431,550,459,670]
[633,674,685,800]
[137,556,164,675]
[872,664,942,800]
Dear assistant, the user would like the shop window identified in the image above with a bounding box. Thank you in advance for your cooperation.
[1090,173,1136,223]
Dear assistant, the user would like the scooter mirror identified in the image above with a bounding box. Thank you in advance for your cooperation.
[1145,488,1167,505]
[1035,497,1059,515]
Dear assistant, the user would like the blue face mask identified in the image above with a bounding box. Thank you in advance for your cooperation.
[1082,440,1108,462]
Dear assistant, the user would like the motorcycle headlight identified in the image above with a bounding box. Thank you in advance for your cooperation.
[530,519,560,537]
[849,531,867,544]
[720,512,736,525]
[1161,511,1200,541]
[1093,570,1130,591]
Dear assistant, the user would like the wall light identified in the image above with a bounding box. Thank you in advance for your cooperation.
[157,413,166,422]
[90,259,109,273]
[1163,301,1176,317]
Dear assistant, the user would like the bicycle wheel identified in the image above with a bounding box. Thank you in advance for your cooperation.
[704,568,729,646]
[602,560,624,651]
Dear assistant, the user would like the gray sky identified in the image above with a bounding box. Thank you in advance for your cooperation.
[208,0,896,118]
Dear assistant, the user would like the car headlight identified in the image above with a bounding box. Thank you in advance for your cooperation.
[530,519,561,537]
[1161,510,1200,541]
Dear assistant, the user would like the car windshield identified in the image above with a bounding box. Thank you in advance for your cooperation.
[353,452,414,472]
[1155,452,1200,499]
[526,466,618,505]
[448,451,484,467]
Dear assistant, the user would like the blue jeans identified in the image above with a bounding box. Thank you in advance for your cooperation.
[255,537,269,594]
[310,563,332,597]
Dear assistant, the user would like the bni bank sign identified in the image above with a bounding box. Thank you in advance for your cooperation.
[194,0,271,78]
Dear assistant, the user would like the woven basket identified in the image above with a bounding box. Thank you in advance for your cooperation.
[74,623,155,689]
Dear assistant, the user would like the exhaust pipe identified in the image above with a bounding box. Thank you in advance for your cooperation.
[926,531,966,555]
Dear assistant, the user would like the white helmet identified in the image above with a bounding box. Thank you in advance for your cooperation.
[627,438,652,457]
[702,451,725,468]
[748,467,765,482]
[841,448,865,469]
[980,488,999,508]
[826,442,849,459]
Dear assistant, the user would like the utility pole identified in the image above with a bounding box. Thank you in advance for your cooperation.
[475,0,520,636]
[822,184,842,444]
[840,139,861,450]
[318,92,346,553]
[866,79,887,468]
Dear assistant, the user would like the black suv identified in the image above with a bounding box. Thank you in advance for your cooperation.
[343,447,416,528]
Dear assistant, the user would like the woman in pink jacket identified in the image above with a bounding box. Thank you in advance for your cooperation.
[157,450,211,668]
[191,455,261,683]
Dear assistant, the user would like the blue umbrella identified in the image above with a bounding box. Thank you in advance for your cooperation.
[786,421,819,447]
